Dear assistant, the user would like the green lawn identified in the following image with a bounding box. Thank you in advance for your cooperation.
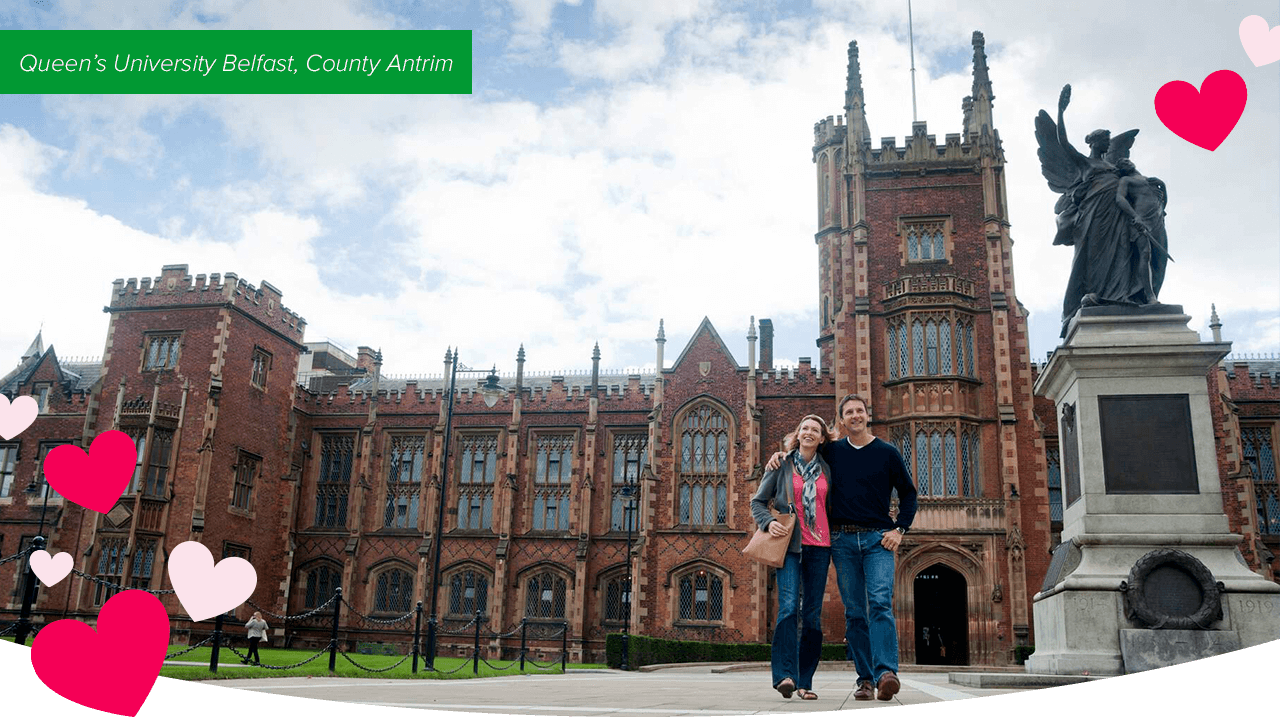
[5,638,601,679]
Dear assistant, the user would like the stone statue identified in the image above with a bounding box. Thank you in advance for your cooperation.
[1035,85,1167,335]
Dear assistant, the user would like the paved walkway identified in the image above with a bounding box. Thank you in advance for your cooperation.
[212,665,1035,714]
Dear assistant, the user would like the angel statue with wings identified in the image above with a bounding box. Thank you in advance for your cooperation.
[1036,85,1169,336]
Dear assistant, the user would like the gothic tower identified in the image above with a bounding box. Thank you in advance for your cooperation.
[812,33,1052,664]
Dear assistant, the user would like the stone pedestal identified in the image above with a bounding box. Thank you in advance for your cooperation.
[1027,307,1280,675]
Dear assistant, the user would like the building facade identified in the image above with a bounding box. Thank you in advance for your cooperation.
[2,34,1277,665]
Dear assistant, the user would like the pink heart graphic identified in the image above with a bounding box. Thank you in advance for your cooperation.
[31,590,170,717]
[29,550,73,586]
[0,394,39,440]
[1240,15,1280,67]
[168,541,257,621]
[1154,70,1247,151]
[43,430,137,513]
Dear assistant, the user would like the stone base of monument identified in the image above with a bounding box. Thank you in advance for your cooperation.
[1026,306,1280,676]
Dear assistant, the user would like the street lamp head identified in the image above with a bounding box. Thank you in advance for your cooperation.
[480,366,504,408]
[24,479,41,494]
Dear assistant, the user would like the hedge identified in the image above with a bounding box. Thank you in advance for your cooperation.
[605,633,850,669]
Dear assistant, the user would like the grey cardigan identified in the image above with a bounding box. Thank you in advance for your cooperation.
[750,452,834,554]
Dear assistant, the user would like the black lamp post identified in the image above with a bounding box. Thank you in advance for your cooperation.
[620,481,637,670]
[423,350,504,669]
[14,477,54,645]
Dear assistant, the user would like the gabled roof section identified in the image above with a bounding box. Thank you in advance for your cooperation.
[669,317,741,372]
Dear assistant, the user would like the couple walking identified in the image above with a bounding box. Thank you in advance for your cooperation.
[750,393,917,702]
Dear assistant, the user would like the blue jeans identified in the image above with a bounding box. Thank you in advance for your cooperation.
[771,545,830,690]
[831,529,897,684]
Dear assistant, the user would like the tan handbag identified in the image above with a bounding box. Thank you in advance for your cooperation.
[742,507,795,568]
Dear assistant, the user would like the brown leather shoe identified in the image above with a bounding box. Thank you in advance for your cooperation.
[853,681,875,701]
[876,671,900,701]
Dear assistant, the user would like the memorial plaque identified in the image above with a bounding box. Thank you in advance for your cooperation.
[1059,403,1081,507]
[1098,395,1198,494]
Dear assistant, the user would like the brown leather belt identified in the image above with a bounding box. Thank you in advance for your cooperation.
[831,523,880,534]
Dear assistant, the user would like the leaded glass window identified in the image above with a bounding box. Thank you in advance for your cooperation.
[232,451,258,511]
[94,538,128,605]
[933,230,945,259]
[1046,446,1063,522]
[930,431,944,495]
[457,434,497,531]
[944,431,958,495]
[888,324,899,380]
[315,434,353,528]
[965,324,975,377]
[912,321,925,376]
[940,319,953,374]
[305,564,340,608]
[130,540,156,589]
[385,435,424,529]
[603,573,631,624]
[144,429,173,497]
[678,406,729,525]
[448,569,488,617]
[908,230,919,260]
[144,333,180,371]
[375,568,414,613]
[915,431,929,496]
[1242,427,1276,482]
[524,571,567,620]
[677,569,723,623]
[926,322,939,375]
[612,433,647,531]
[533,434,573,531]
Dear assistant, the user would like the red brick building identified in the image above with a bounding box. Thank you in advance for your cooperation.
[2,34,1276,665]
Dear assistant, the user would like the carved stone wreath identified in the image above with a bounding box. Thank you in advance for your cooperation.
[1120,549,1224,630]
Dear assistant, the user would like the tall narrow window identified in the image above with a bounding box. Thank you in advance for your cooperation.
[533,434,573,531]
[457,434,497,531]
[965,430,980,497]
[930,431,944,495]
[35,442,67,500]
[385,435,424,529]
[231,451,259,511]
[0,444,17,498]
[94,537,128,605]
[1046,446,1063,522]
[940,319,953,374]
[943,431,958,495]
[915,431,929,496]
[933,230,945,259]
[954,321,967,377]
[130,539,156,589]
[898,323,909,378]
[143,429,173,497]
[1242,426,1279,535]
[250,349,271,389]
[907,230,920,260]
[611,433,647,531]
[964,324,975,377]
[315,435,354,528]
[888,323,899,380]
[912,321,925,376]
[678,406,729,525]
[926,321,939,375]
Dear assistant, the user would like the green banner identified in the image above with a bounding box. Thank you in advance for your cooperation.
[1,30,472,94]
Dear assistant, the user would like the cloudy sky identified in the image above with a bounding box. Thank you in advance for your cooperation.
[1,0,1277,380]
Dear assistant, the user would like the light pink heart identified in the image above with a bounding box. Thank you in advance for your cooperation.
[29,550,73,586]
[168,541,257,621]
[1240,15,1280,67]
[43,430,137,513]
[32,590,170,717]
[0,394,39,440]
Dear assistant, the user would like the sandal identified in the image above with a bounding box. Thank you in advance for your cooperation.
[774,678,796,699]
[797,689,818,700]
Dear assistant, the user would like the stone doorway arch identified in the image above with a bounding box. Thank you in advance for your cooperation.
[913,563,968,665]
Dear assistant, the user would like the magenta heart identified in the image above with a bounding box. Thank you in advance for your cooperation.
[43,430,138,513]
[31,590,171,717]
[1154,70,1247,151]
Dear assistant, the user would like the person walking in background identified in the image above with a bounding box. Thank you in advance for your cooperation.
[243,611,268,665]
[751,415,835,700]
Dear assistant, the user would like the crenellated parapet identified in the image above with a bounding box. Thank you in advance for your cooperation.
[813,115,847,153]
[110,264,307,341]
[755,359,839,397]
[859,120,996,167]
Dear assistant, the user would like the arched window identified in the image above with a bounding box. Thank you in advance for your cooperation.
[933,230,945,260]
[820,157,831,224]
[915,430,929,496]
[603,571,632,624]
[677,568,724,623]
[964,324,975,377]
[912,321,925,376]
[447,568,489,618]
[525,571,567,620]
[940,319,953,374]
[954,321,967,376]
[305,564,341,609]
[943,431,958,495]
[925,321,939,375]
[898,323,909,378]
[887,322,899,380]
[908,230,920,260]
[930,431,944,495]
[678,405,730,525]
[374,568,414,614]
[533,434,573,531]
[456,434,498,531]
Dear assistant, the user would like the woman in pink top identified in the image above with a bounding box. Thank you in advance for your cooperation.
[750,415,834,700]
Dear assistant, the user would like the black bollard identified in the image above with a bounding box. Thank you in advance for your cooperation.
[13,536,45,646]
[210,613,224,673]
[328,587,342,673]
[472,608,481,674]
[412,601,423,674]
[561,621,568,673]
[519,618,527,672]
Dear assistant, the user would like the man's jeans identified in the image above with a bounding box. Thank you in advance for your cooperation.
[831,529,898,684]
[771,545,831,690]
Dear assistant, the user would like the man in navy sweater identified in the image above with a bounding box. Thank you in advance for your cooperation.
[768,393,916,701]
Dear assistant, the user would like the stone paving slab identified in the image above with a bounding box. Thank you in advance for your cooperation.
[210,666,1038,715]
